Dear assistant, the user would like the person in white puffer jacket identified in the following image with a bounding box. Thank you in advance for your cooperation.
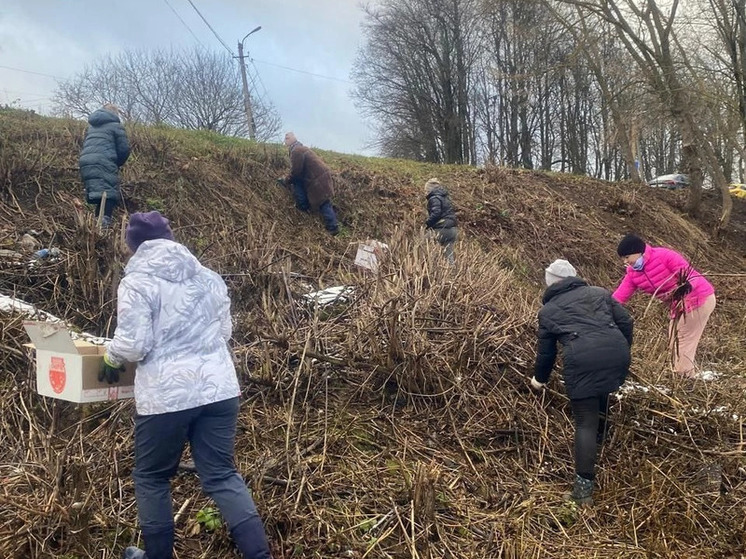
[101,211,271,559]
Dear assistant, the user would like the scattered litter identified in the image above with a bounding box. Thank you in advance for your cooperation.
[695,370,720,381]
[1,291,108,345]
[302,285,354,307]
[19,233,40,252]
[32,247,61,260]
[617,381,671,398]
[354,239,389,272]
[0,249,23,262]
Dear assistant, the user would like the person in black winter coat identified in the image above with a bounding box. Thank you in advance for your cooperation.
[424,178,458,265]
[79,104,131,228]
[530,259,633,505]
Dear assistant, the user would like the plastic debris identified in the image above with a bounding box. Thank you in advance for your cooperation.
[302,285,354,307]
[32,247,61,260]
[19,233,40,252]
[0,291,108,345]
[695,370,720,381]
[354,240,389,272]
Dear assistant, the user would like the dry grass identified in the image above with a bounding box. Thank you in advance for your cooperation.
[0,109,745,558]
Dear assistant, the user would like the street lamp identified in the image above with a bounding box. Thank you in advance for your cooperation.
[242,25,262,45]
[237,25,262,140]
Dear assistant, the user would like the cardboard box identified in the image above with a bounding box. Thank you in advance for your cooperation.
[354,240,389,272]
[23,321,135,403]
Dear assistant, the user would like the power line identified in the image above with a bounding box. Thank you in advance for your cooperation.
[175,3,349,88]
[163,0,205,48]
[251,58,351,84]
[0,65,64,80]
[184,0,233,55]
[3,88,53,97]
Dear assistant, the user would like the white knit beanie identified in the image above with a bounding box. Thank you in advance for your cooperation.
[545,259,577,286]
[425,178,441,193]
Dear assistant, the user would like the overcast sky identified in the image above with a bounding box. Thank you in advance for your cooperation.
[0,0,376,154]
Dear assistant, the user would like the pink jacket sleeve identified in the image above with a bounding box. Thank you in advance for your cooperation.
[612,272,636,304]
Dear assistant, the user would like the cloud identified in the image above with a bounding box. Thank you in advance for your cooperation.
[0,0,375,154]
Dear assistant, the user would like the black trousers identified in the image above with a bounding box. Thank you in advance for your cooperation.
[570,393,609,480]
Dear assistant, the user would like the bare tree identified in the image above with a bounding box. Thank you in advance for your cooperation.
[703,0,746,178]
[554,0,732,231]
[353,0,482,164]
[544,3,645,181]
[53,48,281,141]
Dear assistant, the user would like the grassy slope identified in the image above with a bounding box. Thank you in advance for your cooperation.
[1,109,745,558]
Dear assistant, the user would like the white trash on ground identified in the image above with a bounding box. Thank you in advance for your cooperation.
[695,370,720,381]
[302,286,354,307]
[0,291,109,345]
[354,240,389,272]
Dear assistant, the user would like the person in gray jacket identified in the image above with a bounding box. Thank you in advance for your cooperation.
[530,259,633,505]
[424,178,458,265]
[100,211,271,559]
[79,104,131,228]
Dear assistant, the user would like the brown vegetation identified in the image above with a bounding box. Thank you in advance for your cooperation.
[1,109,745,558]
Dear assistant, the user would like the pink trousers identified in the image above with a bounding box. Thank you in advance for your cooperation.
[668,294,716,376]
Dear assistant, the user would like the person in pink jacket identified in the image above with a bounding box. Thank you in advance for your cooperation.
[613,234,716,377]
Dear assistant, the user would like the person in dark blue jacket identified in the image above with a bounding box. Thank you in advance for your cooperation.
[530,259,633,505]
[79,104,131,228]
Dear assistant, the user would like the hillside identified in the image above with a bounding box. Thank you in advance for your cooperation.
[1,108,745,559]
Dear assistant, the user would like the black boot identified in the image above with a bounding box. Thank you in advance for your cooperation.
[565,474,593,505]
[231,516,272,559]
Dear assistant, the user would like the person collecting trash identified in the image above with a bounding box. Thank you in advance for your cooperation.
[79,104,131,228]
[99,211,271,559]
[424,178,458,265]
[530,259,633,505]
[277,131,339,235]
[613,233,715,378]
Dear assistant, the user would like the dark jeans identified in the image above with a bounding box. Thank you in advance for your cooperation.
[570,394,609,480]
[292,182,338,233]
[133,397,270,559]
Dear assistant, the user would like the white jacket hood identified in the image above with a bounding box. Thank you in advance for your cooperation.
[126,239,200,283]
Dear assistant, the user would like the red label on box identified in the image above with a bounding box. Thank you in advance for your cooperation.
[49,356,66,394]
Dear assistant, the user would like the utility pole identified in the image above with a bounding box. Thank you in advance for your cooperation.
[237,25,261,140]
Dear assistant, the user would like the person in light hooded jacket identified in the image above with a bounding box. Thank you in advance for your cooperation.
[100,211,271,559]
[79,104,131,228]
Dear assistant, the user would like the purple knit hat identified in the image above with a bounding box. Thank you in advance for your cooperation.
[125,211,174,252]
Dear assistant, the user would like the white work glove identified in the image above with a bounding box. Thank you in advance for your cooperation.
[530,377,547,391]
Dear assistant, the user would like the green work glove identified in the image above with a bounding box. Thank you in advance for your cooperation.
[99,353,125,384]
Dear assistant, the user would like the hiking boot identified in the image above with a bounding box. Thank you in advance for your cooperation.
[565,474,593,505]
[122,547,146,559]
